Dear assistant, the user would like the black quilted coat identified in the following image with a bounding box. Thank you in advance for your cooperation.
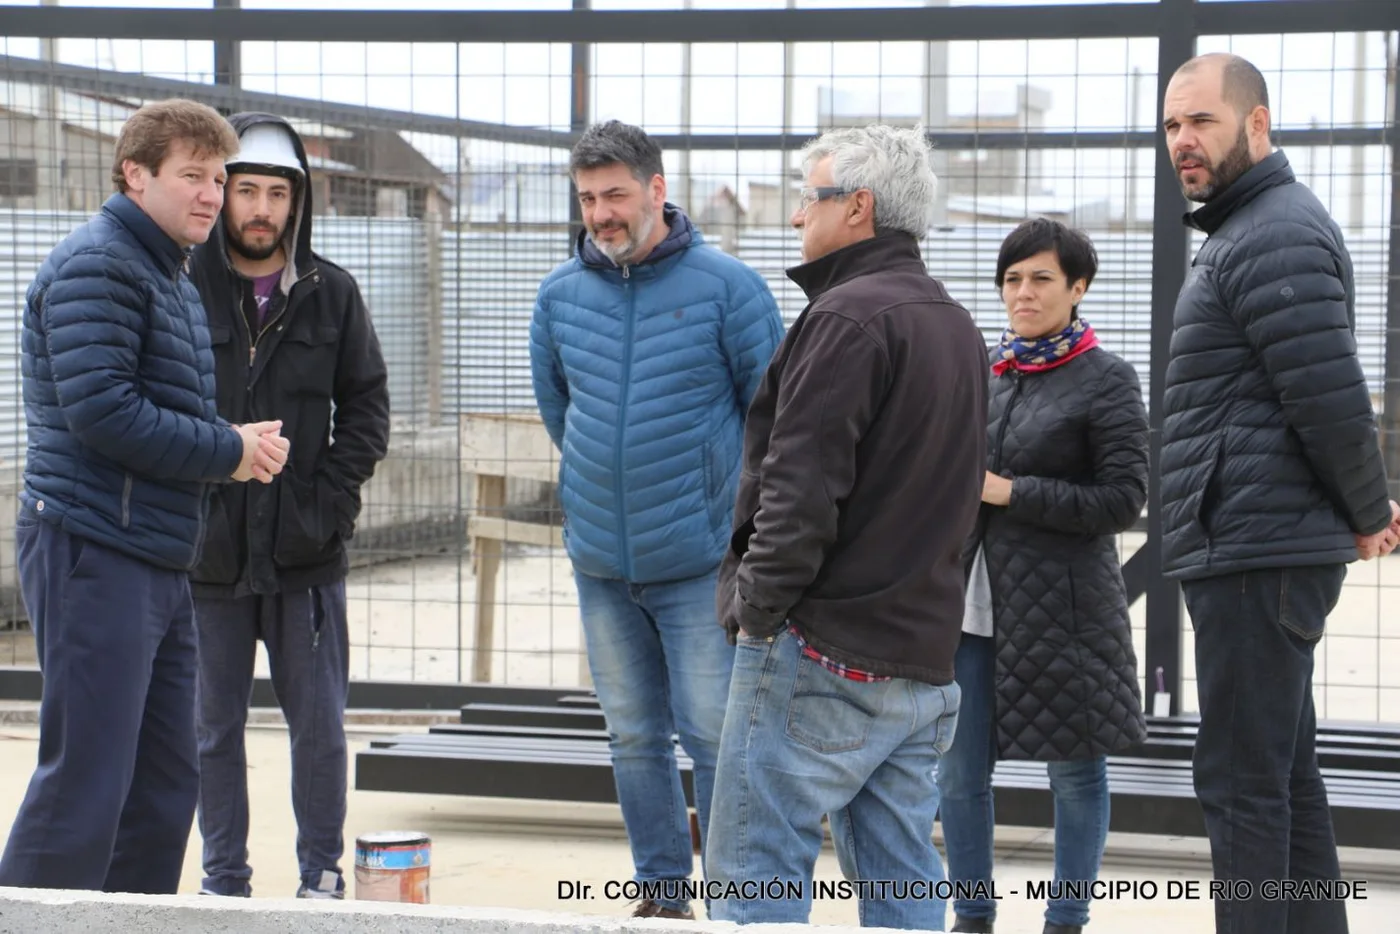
[965,346,1149,761]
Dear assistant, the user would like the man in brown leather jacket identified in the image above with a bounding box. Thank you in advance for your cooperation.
[706,124,988,929]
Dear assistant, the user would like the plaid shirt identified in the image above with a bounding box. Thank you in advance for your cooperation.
[791,627,892,683]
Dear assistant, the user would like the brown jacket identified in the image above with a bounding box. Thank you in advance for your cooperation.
[717,232,988,684]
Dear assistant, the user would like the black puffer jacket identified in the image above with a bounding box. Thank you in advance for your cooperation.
[1161,151,1391,580]
[966,346,1149,761]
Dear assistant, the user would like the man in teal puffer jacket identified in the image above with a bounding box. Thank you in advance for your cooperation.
[530,120,783,920]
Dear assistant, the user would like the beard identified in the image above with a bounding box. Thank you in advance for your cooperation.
[227,219,286,262]
[1177,127,1254,203]
[588,209,655,265]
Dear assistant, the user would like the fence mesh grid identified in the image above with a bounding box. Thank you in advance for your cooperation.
[0,6,1393,722]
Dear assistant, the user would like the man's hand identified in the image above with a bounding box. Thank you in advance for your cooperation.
[1355,500,1400,560]
[982,471,1013,506]
[231,421,290,483]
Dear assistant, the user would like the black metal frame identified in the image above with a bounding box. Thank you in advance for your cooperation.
[0,2,1395,43]
[3,50,1389,154]
[0,1,1394,716]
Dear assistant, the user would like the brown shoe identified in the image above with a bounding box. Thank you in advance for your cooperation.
[631,899,696,920]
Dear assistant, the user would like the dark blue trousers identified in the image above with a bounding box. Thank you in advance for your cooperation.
[0,510,199,893]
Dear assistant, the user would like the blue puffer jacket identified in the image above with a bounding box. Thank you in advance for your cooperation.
[21,193,246,571]
[530,205,784,584]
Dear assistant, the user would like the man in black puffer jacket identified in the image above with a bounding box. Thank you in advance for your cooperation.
[188,113,390,901]
[1161,53,1397,934]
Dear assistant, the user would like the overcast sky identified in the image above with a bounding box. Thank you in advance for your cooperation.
[0,0,1393,229]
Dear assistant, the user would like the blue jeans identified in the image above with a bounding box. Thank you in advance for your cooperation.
[705,625,961,928]
[936,633,1111,928]
[1183,565,1349,934]
[573,567,733,914]
[194,582,350,897]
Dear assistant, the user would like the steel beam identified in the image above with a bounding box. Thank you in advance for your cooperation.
[3,3,1397,45]
[568,0,590,249]
[3,54,1391,154]
[1383,34,1400,499]
[0,4,1163,44]
[212,0,240,100]
[0,53,573,149]
[1142,0,1196,717]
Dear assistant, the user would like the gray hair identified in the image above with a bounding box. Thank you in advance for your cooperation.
[800,124,938,238]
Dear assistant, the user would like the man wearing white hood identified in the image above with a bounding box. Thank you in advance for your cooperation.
[188,113,390,900]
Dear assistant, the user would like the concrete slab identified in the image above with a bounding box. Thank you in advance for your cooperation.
[0,888,857,933]
[1,725,1397,932]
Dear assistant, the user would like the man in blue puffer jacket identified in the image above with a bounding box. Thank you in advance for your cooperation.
[0,99,289,895]
[530,120,783,920]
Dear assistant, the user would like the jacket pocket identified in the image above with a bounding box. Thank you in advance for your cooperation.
[273,471,338,569]
[193,487,242,584]
[729,511,757,560]
[1194,431,1228,535]
[279,325,339,397]
[702,437,730,531]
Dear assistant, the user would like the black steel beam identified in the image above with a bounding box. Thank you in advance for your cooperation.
[4,2,1397,45]
[1142,0,1195,717]
[1122,546,1150,606]
[568,0,589,250]
[653,127,1391,152]
[352,744,1400,849]
[0,4,1162,44]
[1383,36,1400,500]
[4,52,1390,155]
[0,53,573,150]
[1196,1,1400,37]
[0,667,579,710]
[212,0,240,103]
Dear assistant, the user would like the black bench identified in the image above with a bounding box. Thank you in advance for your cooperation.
[354,688,1400,850]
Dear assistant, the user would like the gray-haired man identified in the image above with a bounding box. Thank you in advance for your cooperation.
[706,124,988,928]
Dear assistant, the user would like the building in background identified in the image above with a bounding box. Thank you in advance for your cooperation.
[0,81,450,218]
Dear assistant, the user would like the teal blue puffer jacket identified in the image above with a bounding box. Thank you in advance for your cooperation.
[529,205,784,584]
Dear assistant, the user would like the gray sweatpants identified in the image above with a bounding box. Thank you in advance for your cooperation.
[193,582,350,897]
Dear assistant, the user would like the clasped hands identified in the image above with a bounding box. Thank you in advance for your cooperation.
[231,420,290,484]
[1355,500,1400,561]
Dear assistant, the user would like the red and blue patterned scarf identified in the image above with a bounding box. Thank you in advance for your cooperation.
[991,317,1099,375]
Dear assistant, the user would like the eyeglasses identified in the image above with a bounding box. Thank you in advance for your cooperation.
[797,186,851,211]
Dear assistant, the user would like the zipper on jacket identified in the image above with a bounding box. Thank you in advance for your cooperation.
[189,487,208,571]
[121,473,133,528]
[616,272,635,579]
[972,371,1023,550]
[246,268,319,367]
[991,370,1023,477]
[236,283,257,367]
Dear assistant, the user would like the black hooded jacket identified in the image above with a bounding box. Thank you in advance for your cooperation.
[189,112,390,597]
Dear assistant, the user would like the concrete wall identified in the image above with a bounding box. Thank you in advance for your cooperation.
[0,889,903,933]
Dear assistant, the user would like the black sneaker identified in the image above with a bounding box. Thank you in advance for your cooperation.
[951,917,994,933]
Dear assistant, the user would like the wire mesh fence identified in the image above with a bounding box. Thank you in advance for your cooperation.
[0,1,1394,723]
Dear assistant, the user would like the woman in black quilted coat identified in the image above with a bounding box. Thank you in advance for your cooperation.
[936,219,1149,934]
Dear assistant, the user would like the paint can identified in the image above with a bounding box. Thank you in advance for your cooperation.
[354,831,431,903]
